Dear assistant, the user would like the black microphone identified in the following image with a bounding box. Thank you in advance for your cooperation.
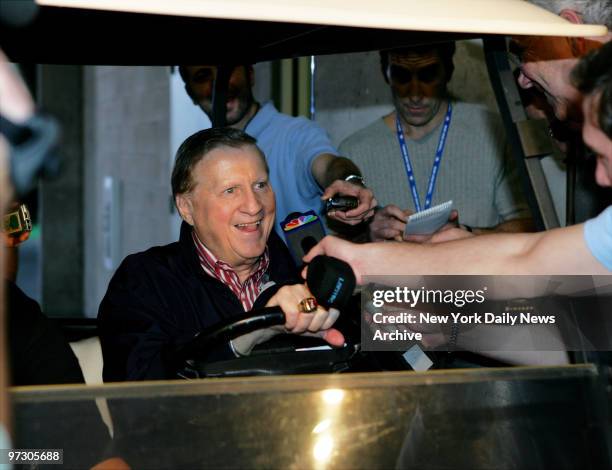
[176,255,356,361]
[306,255,356,309]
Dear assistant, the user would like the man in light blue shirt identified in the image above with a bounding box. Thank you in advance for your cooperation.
[242,101,341,238]
[584,206,612,270]
[574,40,612,271]
[179,64,377,240]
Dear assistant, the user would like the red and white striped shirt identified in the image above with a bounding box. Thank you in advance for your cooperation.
[192,231,270,311]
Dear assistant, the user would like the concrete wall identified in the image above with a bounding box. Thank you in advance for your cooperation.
[84,66,171,316]
[39,65,84,316]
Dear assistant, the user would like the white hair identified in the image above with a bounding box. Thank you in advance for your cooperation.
[528,0,612,28]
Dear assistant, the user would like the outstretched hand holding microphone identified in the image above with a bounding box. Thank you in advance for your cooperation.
[231,255,356,355]
[178,255,357,360]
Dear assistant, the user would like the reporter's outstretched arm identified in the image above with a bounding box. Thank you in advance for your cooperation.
[304,224,609,284]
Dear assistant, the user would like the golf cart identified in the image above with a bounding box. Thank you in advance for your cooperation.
[3,1,611,468]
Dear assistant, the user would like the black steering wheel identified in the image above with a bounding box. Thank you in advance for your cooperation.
[174,302,365,379]
[173,256,403,378]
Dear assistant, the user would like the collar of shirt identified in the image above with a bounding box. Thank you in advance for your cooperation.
[244,101,277,136]
[191,230,270,311]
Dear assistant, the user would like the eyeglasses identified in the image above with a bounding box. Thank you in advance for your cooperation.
[387,63,443,84]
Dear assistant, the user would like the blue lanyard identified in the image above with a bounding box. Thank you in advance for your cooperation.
[395,102,453,212]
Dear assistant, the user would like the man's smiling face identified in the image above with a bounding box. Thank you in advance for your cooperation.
[176,144,275,269]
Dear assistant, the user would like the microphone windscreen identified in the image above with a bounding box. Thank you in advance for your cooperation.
[307,255,356,309]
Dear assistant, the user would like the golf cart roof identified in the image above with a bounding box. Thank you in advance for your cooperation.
[2,0,608,64]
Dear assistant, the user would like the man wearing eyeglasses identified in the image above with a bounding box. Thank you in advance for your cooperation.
[339,43,534,243]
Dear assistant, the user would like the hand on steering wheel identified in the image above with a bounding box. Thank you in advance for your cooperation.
[231,284,344,355]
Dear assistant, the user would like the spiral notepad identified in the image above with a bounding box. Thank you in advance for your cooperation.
[404,200,453,236]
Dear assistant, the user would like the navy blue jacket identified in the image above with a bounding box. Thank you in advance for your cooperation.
[98,222,298,381]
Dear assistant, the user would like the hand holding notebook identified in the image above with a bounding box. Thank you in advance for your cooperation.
[404,200,454,236]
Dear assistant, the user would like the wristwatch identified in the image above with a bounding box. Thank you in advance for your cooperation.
[344,174,366,187]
